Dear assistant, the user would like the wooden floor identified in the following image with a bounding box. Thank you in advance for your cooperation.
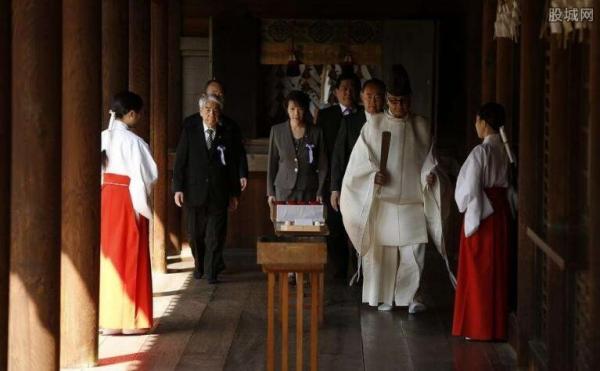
[90,247,521,371]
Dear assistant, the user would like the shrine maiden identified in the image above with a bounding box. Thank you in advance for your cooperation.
[100,91,158,335]
[452,102,510,341]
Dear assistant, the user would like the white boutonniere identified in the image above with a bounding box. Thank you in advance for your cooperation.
[305,143,315,164]
[216,145,226,165]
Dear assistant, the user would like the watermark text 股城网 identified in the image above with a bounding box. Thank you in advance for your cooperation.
[549,7,594,23]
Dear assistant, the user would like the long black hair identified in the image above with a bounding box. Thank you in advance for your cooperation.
[478,102,505,131]
[102,91,144,169]
[110,91,143,118]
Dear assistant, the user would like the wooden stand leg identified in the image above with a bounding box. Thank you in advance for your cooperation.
[318,272,324,325]
[310,272,319,371]
[296,272,304,371]
[267,272,275,371]
[280,272,289,371]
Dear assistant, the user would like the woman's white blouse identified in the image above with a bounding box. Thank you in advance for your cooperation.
[101,120,158,220]
[455,134,509,237]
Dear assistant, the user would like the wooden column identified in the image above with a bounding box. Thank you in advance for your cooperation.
[129,0,150,141]
[151,0,168,273]
[9,1,62,369]
[588,3,600,367]
[60,1,101,368]
[481,0,497,103]
[516,0,544,365]
[102,0,129,127]
[465,0,483,150]
[496,38,515,136]
[167,0,182,255]
[212,13,260,138]
[546,36,569,371]
[0,0,10,369]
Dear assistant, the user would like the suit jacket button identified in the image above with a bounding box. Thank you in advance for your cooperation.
[294,168,298,173]
[294,158,298,162]
[205,179,209,182]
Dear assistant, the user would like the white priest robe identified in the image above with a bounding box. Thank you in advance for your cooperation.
[340,111,453,306]
[101,120,158,220]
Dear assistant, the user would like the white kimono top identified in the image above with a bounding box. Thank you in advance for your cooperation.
[101,120,158,220]
[455,133,509,237]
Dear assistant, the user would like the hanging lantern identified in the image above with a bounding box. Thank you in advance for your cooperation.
[286,52,301,77]
[341,54,354,75]
[286,21,301,78]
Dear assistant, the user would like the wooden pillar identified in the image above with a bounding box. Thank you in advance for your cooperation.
[516,0,544,365]
[465,0,483,150]
[546,35,569,371]
[60,0,101,368]
[481,0,497,103]
[129,0,150,141]
[167,0,182,255]
[496,38,515,136]
[151,0,169,273]
[588,2,600,366]
[0,0,10,369]
[102,0,129,127]
[9,1,61,369]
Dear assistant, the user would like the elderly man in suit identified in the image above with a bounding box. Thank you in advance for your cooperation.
[330,78,386,210]
[204,79,249,191]
[316,72,361,281]
[173,94,241,284]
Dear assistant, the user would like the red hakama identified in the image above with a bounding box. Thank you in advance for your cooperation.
[452,187,508,340]
[99,173,153,331]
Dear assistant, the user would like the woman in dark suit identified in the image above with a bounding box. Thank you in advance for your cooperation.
[267,90,328,205]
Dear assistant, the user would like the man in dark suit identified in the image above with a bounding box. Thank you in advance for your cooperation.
[330,78,386,209]
[316,72,361,281]
[173,94,241,284]
[179,79,247,275]
[205,79,249,190]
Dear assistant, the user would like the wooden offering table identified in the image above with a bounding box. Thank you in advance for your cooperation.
[257,234,327,371]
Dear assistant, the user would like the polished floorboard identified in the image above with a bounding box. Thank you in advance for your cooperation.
[93,247,520,371]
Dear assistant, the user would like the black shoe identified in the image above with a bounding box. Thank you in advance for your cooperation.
[193,270,203,280]
[208,277,220,285]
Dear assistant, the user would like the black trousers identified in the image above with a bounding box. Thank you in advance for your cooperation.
[186,205,228,279]
[324,191,350,280]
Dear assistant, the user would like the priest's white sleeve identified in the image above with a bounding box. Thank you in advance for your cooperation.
[421,146,457,287]
[339,127,379,257]
[128,139,158,220]
[455,146,493,237]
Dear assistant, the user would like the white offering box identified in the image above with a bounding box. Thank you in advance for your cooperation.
[274,204,326,224]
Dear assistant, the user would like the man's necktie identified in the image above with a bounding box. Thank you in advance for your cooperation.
[206,128,214,149]
[343,107,351,116]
